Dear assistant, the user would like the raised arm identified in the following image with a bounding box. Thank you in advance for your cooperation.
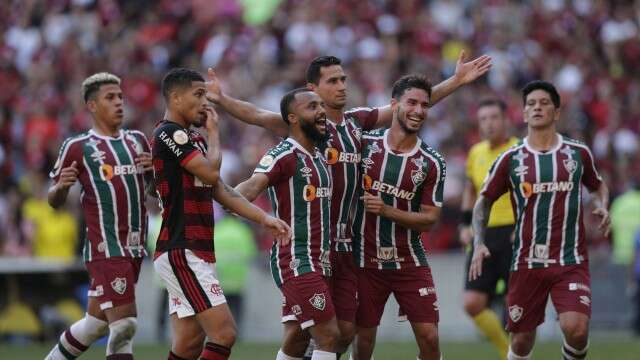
[205,68,288,138]
[361,192,441,232]
[214,179,290,244]
[373,51,492,128]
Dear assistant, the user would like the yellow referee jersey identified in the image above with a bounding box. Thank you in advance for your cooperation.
[467,137,518,227]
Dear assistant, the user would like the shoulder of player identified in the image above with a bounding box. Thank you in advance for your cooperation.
[419,142,445,164]
[61,132,93,151]
[345,106,376,117]
[362,128,385,139]
[562,136,592,154]
[124,129,149,141]
[258,140,297,166]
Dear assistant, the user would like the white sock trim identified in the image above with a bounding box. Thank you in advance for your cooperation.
[311,350,336,360]
[276,349,303,360]
[507,346,532,360]
[106,317,137,355]
[563,338,589,355]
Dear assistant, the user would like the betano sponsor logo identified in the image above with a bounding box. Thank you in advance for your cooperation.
[363,175,415,200]
[519,181,574,198]
[325,147,361,165]
[100,164,141,181]
[302,184,332,202]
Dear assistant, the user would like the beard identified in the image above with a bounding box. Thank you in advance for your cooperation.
[300,118,327,143]
[396,106,420,134]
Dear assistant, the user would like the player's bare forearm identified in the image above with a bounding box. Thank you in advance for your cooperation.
[381,205,441,232]
[461,179,476,212]
[472,195,493,247]
[592,182,610,209]
[47,184,69,209]
[234,174,269,203]
[429,75,463,107]
[217,93,288,138]
[215,180,266,224]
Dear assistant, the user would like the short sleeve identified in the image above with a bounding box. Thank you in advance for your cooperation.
[254,151,296,186]
[346,107,379,131]
[49,138,82,182]
[153,123,200,167]
[579,146,602,192]
[480,152,511,201]
[421,155,446,207]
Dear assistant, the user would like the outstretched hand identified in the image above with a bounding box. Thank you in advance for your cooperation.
[454,50,492,85]
[205,68,223,104]
[263,215,292,246]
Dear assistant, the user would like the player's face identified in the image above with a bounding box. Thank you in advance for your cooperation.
[523,89,559,129]
[478,105,507,143]
[310,65,347,110]
[292,92,327,142]
[90,84,124,129]
[177,81,208,127]
[393,88,429,134]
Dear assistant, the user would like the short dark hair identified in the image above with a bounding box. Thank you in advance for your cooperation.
[161,68,205,100]
[81,72,121,103]
[521,80,560,108]
[391,74,432,100]
[280,88,311,124]
[478,98,507,112]
[306,56,342,85]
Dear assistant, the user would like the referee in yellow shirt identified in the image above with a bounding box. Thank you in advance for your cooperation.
[459,99,517,359]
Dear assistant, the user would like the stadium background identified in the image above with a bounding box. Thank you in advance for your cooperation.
[0,0,639,359]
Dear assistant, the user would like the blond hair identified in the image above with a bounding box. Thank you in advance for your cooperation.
[81,72,121,103]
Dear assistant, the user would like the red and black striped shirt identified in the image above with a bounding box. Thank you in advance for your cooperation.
[151,120,216,262]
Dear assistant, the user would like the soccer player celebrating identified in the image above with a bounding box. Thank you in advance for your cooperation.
[234,88,338,360]
[46,73,153,360]
[470,81,611,360]
[459,99,517,358]
[151,68,290,360]
[352,75,446,360]
[206,53,490,356]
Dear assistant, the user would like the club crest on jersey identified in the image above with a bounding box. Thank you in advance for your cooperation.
[309,293,326,311]
[509,305,523,322]
[377,247,397,261]
[411,169,426,186]
[126,134,144,154]
[111,277,127,295]
[367,142,382,156]
[352,128,362,140]
[563,159,577,175]
[289,258,300,270]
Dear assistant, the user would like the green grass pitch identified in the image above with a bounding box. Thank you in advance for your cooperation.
[2,340,639,359]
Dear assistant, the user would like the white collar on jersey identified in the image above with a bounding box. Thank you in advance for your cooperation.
[383,129,421,157]
[523,133,563,155]
[89,128,124,140]
[286,137,318,158]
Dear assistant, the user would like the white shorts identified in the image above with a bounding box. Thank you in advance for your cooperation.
[154,249,226,318]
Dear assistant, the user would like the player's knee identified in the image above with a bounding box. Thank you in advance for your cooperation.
[172,334,204,359]
[415,327,439,351]
[212,326,237,348]
[463,298,484,317]
[315,325,340,350]
[107,317,137,354]
[338,322,356,346]
[510,333,535,354]
[562,319,589,343]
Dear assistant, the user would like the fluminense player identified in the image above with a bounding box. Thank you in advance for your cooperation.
[151,68,290,360]
[352,75,446,360]
[46,72,153,360]
[206,53,490,357]
[235,88,338,360]
[470,80,611,360]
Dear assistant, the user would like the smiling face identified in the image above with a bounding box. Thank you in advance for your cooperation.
[88,83,124,130]
[523,89,560,129]
[392,87,430,134]
[290,91,327,142]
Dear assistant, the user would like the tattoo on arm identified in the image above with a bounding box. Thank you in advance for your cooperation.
[472,196,492,247]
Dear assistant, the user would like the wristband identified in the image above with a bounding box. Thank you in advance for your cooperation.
[461,210,472,226]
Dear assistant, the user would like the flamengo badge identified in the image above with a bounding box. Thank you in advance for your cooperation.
[111,277,127,295]
[309,293,326,311]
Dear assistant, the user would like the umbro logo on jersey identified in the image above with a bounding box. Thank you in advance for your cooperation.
[514,165,529,177]
[91,150,106,162]
[519,181,574,198]
[362,157,374,170]
[301,167,312,178]
[579,295,591,307]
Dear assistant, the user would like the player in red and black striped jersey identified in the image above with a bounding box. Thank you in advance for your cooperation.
[235,88,340,360]
[152,68,290,360]
[45,73,153,360]
[470,81,611,360]
[205,53,491,357]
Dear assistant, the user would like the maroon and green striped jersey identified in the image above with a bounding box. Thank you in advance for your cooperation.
[49,129,150,262]
[353,129,446,270]
[320,107,378,252]
[254,138,332,287]
[481,135,603,270]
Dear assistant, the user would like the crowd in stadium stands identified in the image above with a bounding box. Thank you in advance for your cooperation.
[0,0,639,260]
